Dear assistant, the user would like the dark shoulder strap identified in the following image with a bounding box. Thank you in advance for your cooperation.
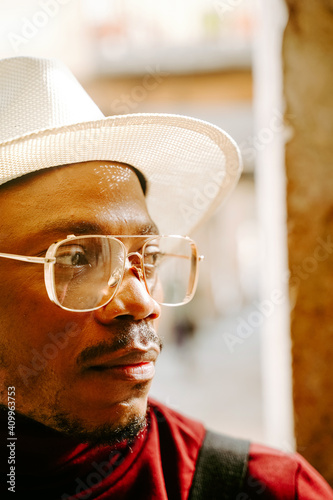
[188,429,250,500]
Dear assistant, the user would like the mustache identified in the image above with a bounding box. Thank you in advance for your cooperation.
[76,322,162,367]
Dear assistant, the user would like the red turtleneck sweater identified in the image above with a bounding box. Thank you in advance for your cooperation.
[1,398,332,499]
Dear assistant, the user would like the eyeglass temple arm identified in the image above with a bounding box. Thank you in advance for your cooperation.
[163,253,204,261]
[0,246,204,265]
[0,252,55,264]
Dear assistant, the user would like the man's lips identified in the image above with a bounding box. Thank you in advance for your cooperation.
[95,361,156,381]
[83,348,159,382]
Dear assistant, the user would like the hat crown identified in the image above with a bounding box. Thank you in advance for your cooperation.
[0,56,242,235]
[0,57,104,143]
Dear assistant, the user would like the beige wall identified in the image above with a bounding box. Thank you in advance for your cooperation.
[283,0,333,485]
[83,70,252,114]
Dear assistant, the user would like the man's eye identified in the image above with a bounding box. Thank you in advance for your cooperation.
[56,246,90,267]
[144,247,163,266]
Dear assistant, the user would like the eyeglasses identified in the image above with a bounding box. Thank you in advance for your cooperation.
[0,234,204,312]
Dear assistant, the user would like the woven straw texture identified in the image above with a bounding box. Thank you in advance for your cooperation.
[0,57,242,235]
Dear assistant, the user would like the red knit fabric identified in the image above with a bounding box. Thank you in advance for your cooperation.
[245,442,333,499]
[1,399,332,499]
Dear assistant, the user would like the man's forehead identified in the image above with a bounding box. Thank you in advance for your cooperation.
[0,161,156,246]
[0,161,145,197]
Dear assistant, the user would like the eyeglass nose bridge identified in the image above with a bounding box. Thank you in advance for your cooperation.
[126,251,145,277]
[106,251,145,289]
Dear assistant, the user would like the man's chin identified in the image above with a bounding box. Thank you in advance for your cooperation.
[50,410,148,446]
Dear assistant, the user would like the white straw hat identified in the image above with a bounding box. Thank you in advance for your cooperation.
[0,56,242,235]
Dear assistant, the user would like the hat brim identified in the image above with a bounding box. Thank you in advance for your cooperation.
[0,113,242,235]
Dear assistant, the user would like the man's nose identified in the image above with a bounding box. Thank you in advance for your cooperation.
[93,266,161,324]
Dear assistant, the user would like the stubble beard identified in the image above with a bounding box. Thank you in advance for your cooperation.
[0,401,148,446]
[51,409,148,446]
[0,321,162,446]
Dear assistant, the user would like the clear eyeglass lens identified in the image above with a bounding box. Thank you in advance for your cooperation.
[54,236,124,310]
[52,235,197,311]
[143,236,196,306]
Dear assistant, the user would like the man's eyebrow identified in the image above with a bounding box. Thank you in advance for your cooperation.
[139,222,160,235]
[38,220,105,236]
[37,220,160,237]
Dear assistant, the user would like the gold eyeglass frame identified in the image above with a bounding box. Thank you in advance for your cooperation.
[0,234,204,312]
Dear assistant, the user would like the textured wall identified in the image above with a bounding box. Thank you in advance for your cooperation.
[283,0,333,484]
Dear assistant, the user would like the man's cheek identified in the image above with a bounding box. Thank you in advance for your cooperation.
[0,317,81,395]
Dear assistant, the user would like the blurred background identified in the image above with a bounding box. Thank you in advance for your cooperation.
[1,0,332,485]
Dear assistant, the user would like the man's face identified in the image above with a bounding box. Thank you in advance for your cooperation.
[0,161,162,443]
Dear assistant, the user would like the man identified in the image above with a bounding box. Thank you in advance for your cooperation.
[0,56,332,499]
